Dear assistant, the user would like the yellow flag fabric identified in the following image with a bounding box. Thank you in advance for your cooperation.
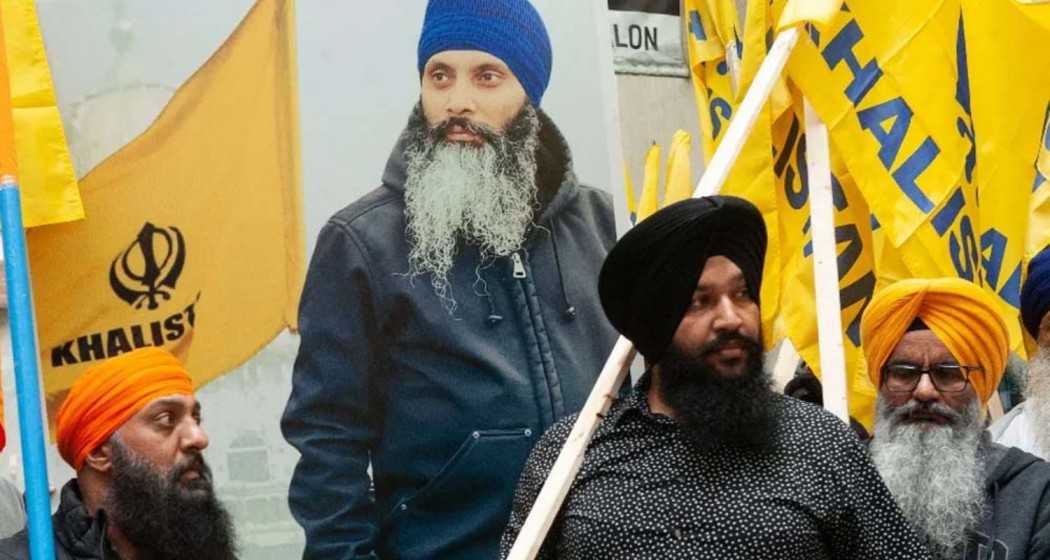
[636,143,662,222]
[26,0,304,428]
[776,0,840,32]
[712,0,787,349]
[684,0,741,163]
[0,0,82,226]
[700,0,1050,426]
[711,0,878,427]
[786,1,967,250]
[767,93,879,428]
[961,0,1050,353]
[623,161,637,225]
[663,130,693,205]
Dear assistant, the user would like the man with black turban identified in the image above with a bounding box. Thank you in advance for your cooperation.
[500,196,929,559]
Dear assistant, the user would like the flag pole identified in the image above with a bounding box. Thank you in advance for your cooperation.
[0,176,56,560]
[506,26,801,560]
[801,98,850,424]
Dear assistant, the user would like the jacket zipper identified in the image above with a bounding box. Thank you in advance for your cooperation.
[511,252,527,278]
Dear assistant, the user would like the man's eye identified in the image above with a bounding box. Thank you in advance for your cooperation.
[478,71,501,84]
[431,71,448,83]
[155,412,174,427]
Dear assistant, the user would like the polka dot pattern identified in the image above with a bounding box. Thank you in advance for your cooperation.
[500,377,930,559]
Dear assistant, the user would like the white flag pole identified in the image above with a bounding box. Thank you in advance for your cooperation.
[802,97,850,424]
[506,26,801,560]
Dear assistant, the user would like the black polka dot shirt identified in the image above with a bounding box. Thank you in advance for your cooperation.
[500,375,930,559]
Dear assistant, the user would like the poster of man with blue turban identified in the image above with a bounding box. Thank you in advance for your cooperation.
[279,1,626,558]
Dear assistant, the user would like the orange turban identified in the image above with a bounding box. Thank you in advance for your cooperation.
[860,278,1009,404]
[56,347,193,470]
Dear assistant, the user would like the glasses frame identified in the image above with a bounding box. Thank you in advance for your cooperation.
[879,363,982,394]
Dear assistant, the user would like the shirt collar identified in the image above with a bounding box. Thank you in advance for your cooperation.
[606,370,677,428]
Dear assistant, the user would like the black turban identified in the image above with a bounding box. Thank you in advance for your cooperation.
[598,196,766,362]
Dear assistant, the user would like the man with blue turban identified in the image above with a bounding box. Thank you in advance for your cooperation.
[281,1,618,558]
[990,245,1050,460]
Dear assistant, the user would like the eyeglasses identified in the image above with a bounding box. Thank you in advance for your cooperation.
[880,363,981,393]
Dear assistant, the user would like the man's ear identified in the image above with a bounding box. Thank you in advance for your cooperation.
[83,441,114,474]
[1038,311,1050,349]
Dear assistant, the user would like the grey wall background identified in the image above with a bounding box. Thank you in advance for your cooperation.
[0,1,698,558]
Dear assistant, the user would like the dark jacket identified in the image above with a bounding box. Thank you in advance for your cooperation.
[281,110,619,559]
[970,443,1050,559]
[0,480,116,560]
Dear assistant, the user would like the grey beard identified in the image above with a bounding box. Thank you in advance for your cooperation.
[870,397,985,559]
[402,103,541,312]
[1025,348,1050,455]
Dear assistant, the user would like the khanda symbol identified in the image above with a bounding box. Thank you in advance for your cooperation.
[110,222,186,310]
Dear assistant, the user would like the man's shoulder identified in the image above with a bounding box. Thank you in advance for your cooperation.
[537,412,580,451]
[775,396,861,446]
[325,184,405,236]
[0,528,30,559]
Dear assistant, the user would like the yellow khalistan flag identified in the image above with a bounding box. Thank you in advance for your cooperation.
[663,130,693,206]
[710,0,878,427]
[964,0,1050,353]
[684,0,741,163]
[26,0,304,425]
[0,0,82,226]
[636,143,662,223]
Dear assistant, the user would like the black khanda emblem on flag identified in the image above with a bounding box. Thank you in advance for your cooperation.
[110,223,186,310]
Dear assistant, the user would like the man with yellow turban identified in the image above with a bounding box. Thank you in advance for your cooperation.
[861,278,1050,560]
[0,348,236,560]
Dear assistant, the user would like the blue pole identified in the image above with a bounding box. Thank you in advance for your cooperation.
[0,175,55,560]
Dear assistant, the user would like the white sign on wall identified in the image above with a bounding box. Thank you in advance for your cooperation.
[608,0,688,77]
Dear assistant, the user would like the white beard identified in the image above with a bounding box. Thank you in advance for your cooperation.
[870,398,986,560]
[1025,348,1050,456]
[402,104,541,311]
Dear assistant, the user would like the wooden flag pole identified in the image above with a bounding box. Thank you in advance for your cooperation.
[802,97,850,424]
[506,27,801,560]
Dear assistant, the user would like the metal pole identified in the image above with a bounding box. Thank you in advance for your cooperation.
[0,175,55,560]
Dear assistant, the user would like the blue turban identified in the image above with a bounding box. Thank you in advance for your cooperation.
[417,0,553,106]
[1021,245,1050,339]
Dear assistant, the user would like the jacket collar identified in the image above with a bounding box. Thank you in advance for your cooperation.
[53,480,115,559]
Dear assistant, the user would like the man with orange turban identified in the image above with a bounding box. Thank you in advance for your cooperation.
[0,347,236,560]
[861,278,1050,560]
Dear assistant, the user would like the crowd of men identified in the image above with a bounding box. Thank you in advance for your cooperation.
[0,0,1047,558]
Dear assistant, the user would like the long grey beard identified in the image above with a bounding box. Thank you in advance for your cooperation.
[870,398,985,559]
[402,103,541,311]
[1025,349,1050,455]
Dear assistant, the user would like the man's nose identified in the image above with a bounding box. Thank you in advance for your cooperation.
[911,372,942,403]
[445,81,476,116]
[712,296,743,332]
[180,421,210,453]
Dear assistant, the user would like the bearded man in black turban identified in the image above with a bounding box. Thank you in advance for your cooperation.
[501,196,930,560]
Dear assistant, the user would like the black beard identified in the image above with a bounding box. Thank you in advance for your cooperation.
[657,332,777,451]
[106,440,237,560]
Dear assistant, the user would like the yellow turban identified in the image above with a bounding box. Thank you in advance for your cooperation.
[56,347,193,470]
[860,278,1008,404]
